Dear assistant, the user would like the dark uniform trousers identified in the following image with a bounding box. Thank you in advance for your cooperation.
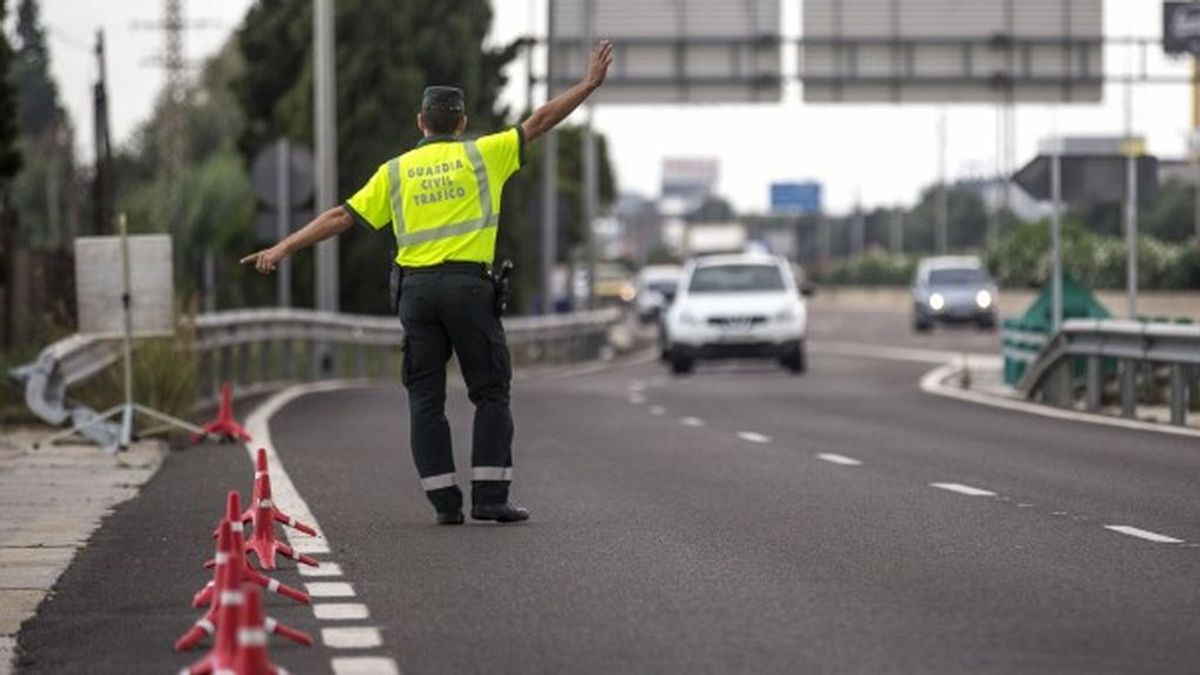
[399,269,514,513]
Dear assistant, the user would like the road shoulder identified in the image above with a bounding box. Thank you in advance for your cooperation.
[0,430,163,674]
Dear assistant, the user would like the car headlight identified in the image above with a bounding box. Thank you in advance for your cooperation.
[928,292,945,311]
[619,284,637,303]
[774,306,798,322]
[975,289,993,309]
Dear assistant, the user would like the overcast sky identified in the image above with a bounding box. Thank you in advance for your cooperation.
[36,0,1195,214]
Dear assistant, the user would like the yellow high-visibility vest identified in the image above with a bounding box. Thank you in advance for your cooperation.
[345,127,524,266]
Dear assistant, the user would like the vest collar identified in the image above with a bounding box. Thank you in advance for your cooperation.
[416,134,460,147]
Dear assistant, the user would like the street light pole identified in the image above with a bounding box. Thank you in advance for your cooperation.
[314,0,338,314]
[540,0,559,314]
[581,0,598,310]
[1124,47,1139,320]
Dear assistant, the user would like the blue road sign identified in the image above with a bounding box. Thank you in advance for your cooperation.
[770,182,822,215]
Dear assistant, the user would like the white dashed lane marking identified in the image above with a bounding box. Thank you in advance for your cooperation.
[299,561,344,577]
[322,626,384,649]
[736,431,771,444]
[680,416,705,427]
[930,482,996,497]
[1104,525,1185,544]
[648,405,666,416]
[331,657,402,675]
[628,392,647,405]
[314,603,371,620]
[306,581,356,598]
[817,453,862,466]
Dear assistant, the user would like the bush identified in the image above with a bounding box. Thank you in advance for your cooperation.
[984,220,1200,290]
[815,250,917,286]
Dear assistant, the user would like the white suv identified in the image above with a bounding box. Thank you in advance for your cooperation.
[662,254,808,375]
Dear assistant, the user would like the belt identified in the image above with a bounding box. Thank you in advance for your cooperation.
[401,260,490,278]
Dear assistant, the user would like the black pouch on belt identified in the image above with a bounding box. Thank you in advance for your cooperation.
[389,263,404,315]
[492,259,514,317]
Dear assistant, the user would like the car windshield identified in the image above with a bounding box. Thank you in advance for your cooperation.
[688,265,784,294]
[928,267,990,286]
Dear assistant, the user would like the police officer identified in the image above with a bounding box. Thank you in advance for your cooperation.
[242,40,614,525]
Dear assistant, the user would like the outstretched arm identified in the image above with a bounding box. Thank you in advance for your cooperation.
[240,205,355,275]
[521,39,613,143]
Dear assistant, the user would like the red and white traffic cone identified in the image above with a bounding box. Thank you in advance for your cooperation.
[179,518,312,652]
[228,584,291,675]
[194,492,309,608]
[244,448,319,570]
[192,382,252,444]
[181,537,241,674]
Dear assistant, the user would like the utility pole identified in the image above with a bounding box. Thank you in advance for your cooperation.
[1123,45,1139,320]
[581,0,598,309]
[313,0,339,313]
[1193,56,1200,242]
[162,0,185,226]
[889,207,904,254]
[92,30,113,235]
[936,107,949,254]
[540,0,559,314]
[851,193,865,257]
[1050,133,1063,333]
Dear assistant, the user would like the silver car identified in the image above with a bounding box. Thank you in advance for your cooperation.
[911,256,998,332]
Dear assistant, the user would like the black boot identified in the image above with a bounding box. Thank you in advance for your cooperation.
[470,503,530,523]
[437,510,465,525]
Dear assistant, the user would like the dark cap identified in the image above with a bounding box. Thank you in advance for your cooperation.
[422,86,465,113]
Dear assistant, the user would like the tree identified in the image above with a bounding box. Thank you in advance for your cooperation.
[0,0,22,187]
[14,0,58,139]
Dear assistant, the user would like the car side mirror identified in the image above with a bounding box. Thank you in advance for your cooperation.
[800,283,816,298]
[661,289,677,304]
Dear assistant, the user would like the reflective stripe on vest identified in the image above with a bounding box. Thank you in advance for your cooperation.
[387,157,404,236]
[388,140,495,250]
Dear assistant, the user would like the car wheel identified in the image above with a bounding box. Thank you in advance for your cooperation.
[781,342,806,374]
[670,355,694,375]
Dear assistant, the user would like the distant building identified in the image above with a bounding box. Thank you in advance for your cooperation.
[611,193,663,264]
[958,177,1053,222]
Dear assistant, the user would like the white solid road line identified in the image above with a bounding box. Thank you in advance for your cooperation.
[680,416,705,427]
[306,581,356,598]
[736,431,772,444]
[322,626,384,649]
[817,453,863,466]
[246,380,402,675]
[930,482,997,497]
[331,657,402,675]
[1104,525,1185,544]
[314,603,371,620]
[299,561,344,577]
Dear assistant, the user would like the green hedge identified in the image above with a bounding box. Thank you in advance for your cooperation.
[813,224,1200,290]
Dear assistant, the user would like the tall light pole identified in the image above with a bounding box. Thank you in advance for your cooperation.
[314,0,339,313]
[1123,41,1138,320]
[540,0,559,314]
[581,0,598,309]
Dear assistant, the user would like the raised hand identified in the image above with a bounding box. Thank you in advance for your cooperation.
[584,39,614,90]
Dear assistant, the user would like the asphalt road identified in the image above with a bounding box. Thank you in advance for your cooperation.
[17,309,1200,674]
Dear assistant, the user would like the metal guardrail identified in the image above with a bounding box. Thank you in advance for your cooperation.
[1019,319,1200,426]
[11,307,623,440]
